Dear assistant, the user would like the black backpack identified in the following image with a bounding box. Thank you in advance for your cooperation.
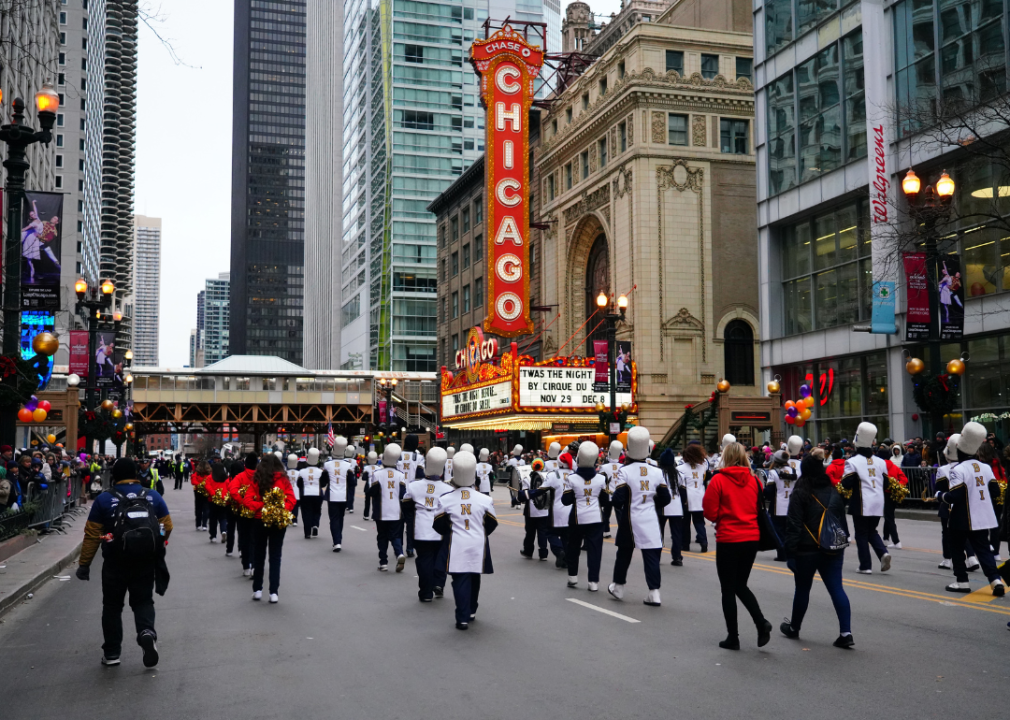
[111,490,162,561]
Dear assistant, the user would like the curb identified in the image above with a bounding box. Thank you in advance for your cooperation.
[895,509,941,523]
[0,540,82,619]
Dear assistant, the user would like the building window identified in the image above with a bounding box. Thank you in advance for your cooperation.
[618,61,625,79]
[565,163,572,189]
[55,154,63,167]
[598,137,607,168]
[780,199,872,336]
[462,207,470,232]
[766,0,843,56]
[566,107,573,123]
[462,243,470,269]
[701,54,720,79]
[724,320,755,385]
[56,134,63,147]
[720,119,749,154]
[451,251,459,276]
[56,113,63,126]
[547,174,555,200]
[452,292,459,318]
[665,50,684,74]
[473,200,482,225]
[474,234,483,262]
[474,277,484,307]
[451,216,459,242]
[59,11,66,23]
[619,122,627,152]
[55,176,62,188]
[599,77,607,96]
[552,118,558,135]
[668,114,688,145]
[440,258,446,281]
[452,334,459,354]
[439,225,445,248]
[405,44,424,62]
[440,297,446,322]
[581,150,589,179]
[736,57,753,81]
[463,284,471,313]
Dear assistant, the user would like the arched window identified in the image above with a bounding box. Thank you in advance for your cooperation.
[724,320,754,386]
[584,234,609,355]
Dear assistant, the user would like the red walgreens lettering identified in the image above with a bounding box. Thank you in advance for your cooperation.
[871,125,889,223]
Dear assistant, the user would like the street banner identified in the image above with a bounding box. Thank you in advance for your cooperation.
[20,310,55,389]
[903,252,930,340]
[378,398,387,425]
[938,253,964,340]
[69,330,89,378]
[95,330,124,389]
[594,340,633,392]
[20,191,63,310]
[615,340,632,391]
[471,26,543,337]
[593,340,608,386]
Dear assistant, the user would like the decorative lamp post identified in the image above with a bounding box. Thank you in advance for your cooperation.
[596,291,629,441]
[75,278,116,453]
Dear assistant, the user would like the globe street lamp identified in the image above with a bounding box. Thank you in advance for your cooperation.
[596,291,629,441]
[0,87,58,448]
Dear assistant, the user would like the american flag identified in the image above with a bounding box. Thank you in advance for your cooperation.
[326,422,336,447]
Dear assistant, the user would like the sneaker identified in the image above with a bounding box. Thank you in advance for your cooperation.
[603,533,612,539]
[938,558,952,569]
[996,554,1004,563]
[699,546,708,554]
[470,613,477,621]
[588,582,599,592]
[880,554,892,572]
[226,551,234,557]
[348,509,354,514]
[407,550,415,558]
[555,554,567,569]
[363,514,370,520]
[101,655,121,666]
[378,564,388,572]
[718,637,740,650]
[644,589,661,607]
[242,568,251,577]
[967,556,981,571]
[856,569,873,574]
[252,590,263,600]
[945,581,971,593]
[992,579,1006,597]
[893,542,903,549]
[269,593,279,603]
[539,555,548,562]
[672,558,683,567]
[209,537,217,543]
[420,597,433,603]
[520,551,533,559]
[780,621,799,639]
[434,586,444,598]
[396,554,406,572]
[607,583,625,600]
[757,620,772,647]
[333,544,342,552]
[138,630,159,668]
[833,634,855,649]
[456,622,469,630]
[311,527,319,538]
[291,521,298,527]
[567,576,578,588]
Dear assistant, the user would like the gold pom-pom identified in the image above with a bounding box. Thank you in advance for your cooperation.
[211,487,229,507]
[261,486,293,529]
[888,477,909,504]
[998,480,1007,506]
[195,480,207,496]
[836,482,853,500]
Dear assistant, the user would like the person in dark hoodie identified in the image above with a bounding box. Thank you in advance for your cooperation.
[780,452,853,648]
[702,442,772,650]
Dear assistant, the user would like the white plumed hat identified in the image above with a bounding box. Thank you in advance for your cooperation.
[627,427,651,461]
[577,441,600,468]
[786,435,803,456]
[382,443,401,467]
[854,422,877,449]
[548,442,561,459]
[957,422,987,456]
[425,447,447,478]
[451,451,477,487]
[286,453,298,470]
[722,433,737,449]
[608,440,623,460]
[944,435,960,463]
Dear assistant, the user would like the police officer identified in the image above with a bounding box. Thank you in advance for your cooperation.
[76,458,171,668]
[138,458,164,495]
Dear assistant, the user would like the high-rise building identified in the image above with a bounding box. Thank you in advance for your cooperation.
[229,0,306,365]
[190,290,206,367]
[203,273,231,365]
[132,216,161,366]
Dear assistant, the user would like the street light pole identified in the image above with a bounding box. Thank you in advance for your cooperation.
[0,88,59,449]
[75,279,116,454]
[596,292,628,442]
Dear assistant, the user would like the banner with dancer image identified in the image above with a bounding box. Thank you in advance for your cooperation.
[95,331,125,394]
[937,253,964,340]
[20,191,63,310]
[593,341,633,393]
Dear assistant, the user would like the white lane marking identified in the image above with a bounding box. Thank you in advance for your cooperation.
[351,525,368,532]
[566,598,641,623]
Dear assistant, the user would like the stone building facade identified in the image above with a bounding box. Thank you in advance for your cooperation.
[535,0,760,437]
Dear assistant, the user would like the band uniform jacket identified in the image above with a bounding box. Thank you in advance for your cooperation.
[612,461,671,549]
[287,469,300,501]
[683,460,709,512]
[323,458,354,503]
[600,460,622,494]
[362,464,378,491]
[520,470,550,520]
[944,460,1000,532]
[765,468,794,517]
[840,454,886,517]
[432,487,497,574]
[561,470,609,525]
[397,451,424,482]
[403,477,453,541]
[475,462,494,494]
[366,467,406,521]
[297,466,323,499]
[540,469,570,528]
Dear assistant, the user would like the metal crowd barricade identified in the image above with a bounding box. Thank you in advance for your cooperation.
[901,466,938,507]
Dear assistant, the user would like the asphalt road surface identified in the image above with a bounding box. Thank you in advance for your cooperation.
[1,486,1007,720]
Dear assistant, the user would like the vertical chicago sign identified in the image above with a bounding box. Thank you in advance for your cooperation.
[470,27,543,337]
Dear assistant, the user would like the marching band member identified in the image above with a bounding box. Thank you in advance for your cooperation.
[785,435,804,481]
[432,451,497,630]
[541,450,571,570]
[940,423,1006,595]
[191,459,211,531]
[709,434,735,470]
[506,444,524,507]
[840,423,892,574]
[398,434,426,555]
[296,449,324,540]
[476,449,494,495]
[322,440,353,552]
[444,446,456,484]
[599,441,623,539]
[362,450,379,519]
[658,448,684,566]
[934,435,981,572]
[544,442,562,475]
[682,441,710,553]
[562,441,609,590]
[519,457,552,561]
[460,443,474,454]
[609,426,671,606]
[286,454,300,527]
[764,450,792,562]
[366,443,407,572]
[345,444,359,515]
[647,440,658,467]
[402,446,452,602]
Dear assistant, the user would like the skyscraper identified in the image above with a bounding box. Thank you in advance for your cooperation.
[132,216,161,366]
[229,0,307,365]
[203,273,231,365]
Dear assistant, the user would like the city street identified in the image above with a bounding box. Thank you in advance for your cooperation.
[1,488,1007,720]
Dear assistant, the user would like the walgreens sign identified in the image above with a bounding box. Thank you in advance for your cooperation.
[470,27,543,337]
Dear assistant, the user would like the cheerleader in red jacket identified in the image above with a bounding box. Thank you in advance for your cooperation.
[191,459,212,531]
[229,454,259,577]
[241,454,296,603]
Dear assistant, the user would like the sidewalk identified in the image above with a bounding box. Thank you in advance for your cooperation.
[0,519,84,618]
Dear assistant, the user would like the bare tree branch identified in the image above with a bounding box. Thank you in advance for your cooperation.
[139,3,200,69]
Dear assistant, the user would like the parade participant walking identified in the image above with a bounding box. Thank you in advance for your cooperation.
[780,454,853,648]
[609,426,671,606]
[76,458,172,667]
[322,441,354,552]
[934,435,980,572]
[519,457,552,561]
[541,450,571,570]
[367,443,407,572]
[764,450,793,562]
[840,423,892,574]
[432,451,497,630]
[562,442,609,590]
[599,441,623,539]
[402,446,452,602]
[191,459,211,531]
[680,442,710,552]
[226,458,252,568]
[204,463,231,544]
[941,423,1006,596]
[476,448,494,494]
[398,434,425,554]
[362,451,379,519]
[242,453,296,603]
[346,445,359,515]
[658,448,684,566]
[878,445,908,550]
[296,449,324,539]
[286,454,300,528]
[703,442,772,650]
[506,444,524,508]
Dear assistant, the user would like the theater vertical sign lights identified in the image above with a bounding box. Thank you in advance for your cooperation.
[471,27,543,338]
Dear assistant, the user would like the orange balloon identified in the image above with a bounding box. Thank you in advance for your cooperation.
[794,417,806,427]
[18,408,33,423]
[800,408,812,420]
[784,400,795,410]
[804,396,815,408]
[32,408,47,423]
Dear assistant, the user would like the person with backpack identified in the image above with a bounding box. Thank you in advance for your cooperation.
[75,458,172,668]
[780,453,854,648]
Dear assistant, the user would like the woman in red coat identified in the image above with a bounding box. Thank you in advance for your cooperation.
[191,459,212,531]
[228,454,259,576]
[204,463,232,544]
[241,454,296,603]
[703,443,771,651]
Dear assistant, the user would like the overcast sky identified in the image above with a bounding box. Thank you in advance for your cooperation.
[136,0,622,367]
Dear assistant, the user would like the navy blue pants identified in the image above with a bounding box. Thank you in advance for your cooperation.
[883,498,900,543]
[547,526,567,558]
[300,496,323,538]
[853,515,888,570]
[566,523,603,582]
[376,519,404,565]
[790,551,851,634]
[451,572,482,624]
[613,546,662,589]
[237,516,254,570]
[772,515,788,560]
[951,527,1000,583]
[346,481,356,512]
[193,492,209,528]
[291,500,300,524]
[682,511,707,549]
[252,524,286,595]
[208,504,229,539]
[659,515,683,560]
[363,490,371,518]
[328,501,346,545]
[523,514,550,558]
[404,515,415,553]
[940,511,975,560]
[413,539,446,600]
